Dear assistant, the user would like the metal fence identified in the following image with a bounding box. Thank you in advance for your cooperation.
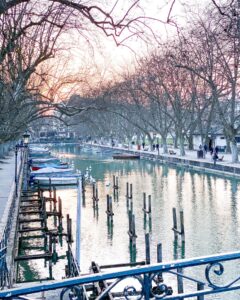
[1,251,240,299]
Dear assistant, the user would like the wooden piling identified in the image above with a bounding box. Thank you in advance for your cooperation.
[143,193,146,214]
[130,183,132,199]
[148,195,152,214]
[157,243,163,281]
[177,267,184,294]
[180,210,185,242]
[126,182,129,200]
[145,233,150,264]
[106,195,114,216]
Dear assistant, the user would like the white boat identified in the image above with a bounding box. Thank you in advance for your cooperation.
[33,176,80,186]
[31,167,74,177]
[30,147,49,153]
[31,157,59,163]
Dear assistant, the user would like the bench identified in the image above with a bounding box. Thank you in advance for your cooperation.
[169,150,176,155]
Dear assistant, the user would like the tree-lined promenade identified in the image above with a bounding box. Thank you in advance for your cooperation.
[70,1,240,164]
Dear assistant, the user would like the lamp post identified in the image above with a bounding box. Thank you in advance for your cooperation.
[15,132,30,197]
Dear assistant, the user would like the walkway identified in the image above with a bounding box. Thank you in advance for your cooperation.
[0,153,16,234]
[91,143,240,177]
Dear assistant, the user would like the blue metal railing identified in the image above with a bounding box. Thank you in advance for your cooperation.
[1,251,240,299]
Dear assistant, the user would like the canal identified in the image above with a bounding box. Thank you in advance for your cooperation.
[18,144,240,298]
[53,145,240,269]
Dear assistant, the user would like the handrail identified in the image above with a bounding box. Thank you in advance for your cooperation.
[1,251,240,298]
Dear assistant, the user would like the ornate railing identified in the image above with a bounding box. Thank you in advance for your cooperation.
[1,251,240,299]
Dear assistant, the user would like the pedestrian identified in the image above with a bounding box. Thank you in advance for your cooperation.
[209,145,213,155]
[212,150,218,165]
[215,146,219,154]
[199,144,202,150]
[152,144,156,151]
[142,142,145,150]
[156,143,159,152]
[204,144,208,153]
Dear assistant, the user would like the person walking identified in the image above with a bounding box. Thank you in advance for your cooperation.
[212,150,218,166]
[204,144,208,153]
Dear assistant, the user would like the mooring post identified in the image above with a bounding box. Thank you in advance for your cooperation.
[95,185,99,209]
[107,194,110,213]
[92,183,96,208]
[113,175,115,189]
[67,214,73,243]
[143,192,146,214]
[177,267,184,294]
[157,243,163,281]
[148,195,152,214]
[106,194,114,217]
[109,196,113,215]
[145,233,150,264]
[172,207,178,239]
[126,182,129,206]
[180,210,185,242]
[82,176,86,206]
[130,183,133,199]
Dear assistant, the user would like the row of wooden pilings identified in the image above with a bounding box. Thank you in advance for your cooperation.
[86,174,186,294]
[16,180,76,283]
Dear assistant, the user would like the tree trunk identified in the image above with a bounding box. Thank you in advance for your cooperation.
[179,135,185,156]
[230,140,238,163]
[187,135,194,150]
[225,138,231,154]
[174,134,178,149]
[162,136,168,154]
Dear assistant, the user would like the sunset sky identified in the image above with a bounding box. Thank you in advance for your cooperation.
[53,0,209,95]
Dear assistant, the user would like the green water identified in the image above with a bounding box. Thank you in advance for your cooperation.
[19,144,240,298]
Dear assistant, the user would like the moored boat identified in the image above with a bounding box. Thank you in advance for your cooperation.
[31,162,69,171]
[113,154,140,159]
[31,167,74,177]
[33,176,81,186]
[30,157,60,164]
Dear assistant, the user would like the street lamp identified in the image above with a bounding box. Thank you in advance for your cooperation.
[15,132,30,196]
[23,132,30,145]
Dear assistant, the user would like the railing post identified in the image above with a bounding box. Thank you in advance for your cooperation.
[197,283,204,300]
[143,274,151,300]
[15,146,18,197]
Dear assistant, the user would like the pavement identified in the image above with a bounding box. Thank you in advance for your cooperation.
[0,153,16,236]
[95,143,240,170]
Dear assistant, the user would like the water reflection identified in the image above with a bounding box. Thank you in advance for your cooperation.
[51,145,240,278]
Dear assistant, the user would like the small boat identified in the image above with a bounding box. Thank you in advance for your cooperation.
[33,176,81,186]
[113,154,140,159]
[29,146,49,152]
[31,162,69,171]
[29,151,51,158]
[30,157,60,164]
[31,167,74,177]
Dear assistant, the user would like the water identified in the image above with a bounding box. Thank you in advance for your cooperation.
[20,144,240,298]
